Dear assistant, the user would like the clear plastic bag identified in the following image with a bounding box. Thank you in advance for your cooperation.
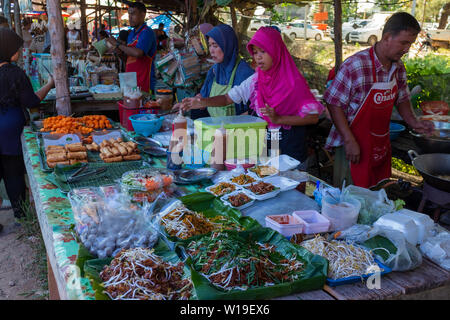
[341,185,396,225]
[334,224,423,271]
[420,230,450,271]
[69,185,159,258]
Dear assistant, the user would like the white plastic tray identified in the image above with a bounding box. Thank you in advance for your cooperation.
[227,173,261,187]
[247,165,280,179]
[205,182,240,197]
[242,183,281,201]
[262,176,300,192]
[221,191,256,210]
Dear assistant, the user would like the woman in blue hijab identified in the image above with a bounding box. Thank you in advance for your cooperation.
[192,24,254,119]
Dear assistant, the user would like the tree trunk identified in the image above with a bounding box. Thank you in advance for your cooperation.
[80,0,88,47]
[334,0,343,72]
[230,4,238,41]
[47,0,71,115]
[438,2,450,29]
[3,0,12,28]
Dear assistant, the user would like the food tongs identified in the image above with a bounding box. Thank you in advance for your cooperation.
[67,165,107,183]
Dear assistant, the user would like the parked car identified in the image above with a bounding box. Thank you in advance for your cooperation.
[348,12,393,46]
[249,18,270,31]
[330,20,369,42]
[281,22,324,41]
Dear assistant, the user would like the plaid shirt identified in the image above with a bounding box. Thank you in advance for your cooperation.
[323,46,410,149]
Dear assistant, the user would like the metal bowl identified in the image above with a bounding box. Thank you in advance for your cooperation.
[141,146,167,157]
[178,168,217,183]
[410,130,450,154]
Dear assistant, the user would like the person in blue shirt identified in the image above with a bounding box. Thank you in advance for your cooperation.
[107,2,156,93]
[0,29,54,230]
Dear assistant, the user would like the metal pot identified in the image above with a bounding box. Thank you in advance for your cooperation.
[410,130,450,154]
[408,150,450,191]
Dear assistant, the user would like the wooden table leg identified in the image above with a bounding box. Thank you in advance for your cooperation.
[47,256,60,300]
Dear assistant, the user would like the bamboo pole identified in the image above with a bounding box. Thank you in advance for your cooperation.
[47,0,71,115]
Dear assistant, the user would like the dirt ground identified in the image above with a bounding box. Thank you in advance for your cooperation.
[0,185,48,300]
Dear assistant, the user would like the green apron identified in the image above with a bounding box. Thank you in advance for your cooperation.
[207,58,240,117]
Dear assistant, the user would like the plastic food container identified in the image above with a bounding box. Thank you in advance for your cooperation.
[265,214,305,237]
[262,176,300,192]
[396,209,434,244]
[264,154,301,172]
[374,213,420,245]
[293,210,330,234]
[221,191,255,210]
[321,196,361,232]
[194,115,267,160]
[205,182,239,197]
[242,183,281,201]
[326,259,392,287]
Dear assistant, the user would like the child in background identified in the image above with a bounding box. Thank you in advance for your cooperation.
[180,26,324,164]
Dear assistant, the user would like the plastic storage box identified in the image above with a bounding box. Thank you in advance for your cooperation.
[118,101,159,131]
[326,259,392,287]
[265,214,305,237]
[194,115,267,161]
[293,210,330,234]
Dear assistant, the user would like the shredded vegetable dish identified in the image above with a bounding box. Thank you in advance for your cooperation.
[99,248,193,300]
[209,182,236,196]
[161,205,243,240]
[301,235,383,280]
[187,231,305,291]
[231,174,256,185]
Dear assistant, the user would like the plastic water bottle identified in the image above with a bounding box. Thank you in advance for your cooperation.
[313,180,323,207]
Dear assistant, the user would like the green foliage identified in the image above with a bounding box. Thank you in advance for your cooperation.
[403,54,450,107]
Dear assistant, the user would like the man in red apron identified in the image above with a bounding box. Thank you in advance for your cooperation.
[323,12,434,188]
[107,2,156,93]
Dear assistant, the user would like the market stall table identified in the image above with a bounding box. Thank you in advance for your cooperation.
[21,127,450,300]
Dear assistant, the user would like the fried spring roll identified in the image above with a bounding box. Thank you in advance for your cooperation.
[47,153,67,162]
[103,156,123,163]
[67,151,88,160]
[123,154,141,161]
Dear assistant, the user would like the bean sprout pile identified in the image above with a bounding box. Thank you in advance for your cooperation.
[161,205,243,240]
[187,232,305,291]
[301,236,380,280]
[99,247,193,300]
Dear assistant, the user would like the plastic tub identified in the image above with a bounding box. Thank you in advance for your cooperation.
[321,196,361,232]
[265,214,304,237]
[129,114,164,137]
[396,209,434,244]
[293,210,330,234]
[194,115,267,160]
[374,213,420,245]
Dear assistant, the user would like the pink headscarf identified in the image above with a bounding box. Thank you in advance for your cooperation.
[247,27,322,129]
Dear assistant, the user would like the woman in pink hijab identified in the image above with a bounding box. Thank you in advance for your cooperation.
[181,26,324,163]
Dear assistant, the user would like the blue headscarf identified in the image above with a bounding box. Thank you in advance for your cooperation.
[199,24,254,115]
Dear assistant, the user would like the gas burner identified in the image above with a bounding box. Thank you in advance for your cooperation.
[417,182,450,222]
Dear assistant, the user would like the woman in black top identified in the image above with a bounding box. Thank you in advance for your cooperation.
[0,29,54,232]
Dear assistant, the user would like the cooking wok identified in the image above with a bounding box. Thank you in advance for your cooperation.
[408,150,450,191]
[410,131,450,154]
